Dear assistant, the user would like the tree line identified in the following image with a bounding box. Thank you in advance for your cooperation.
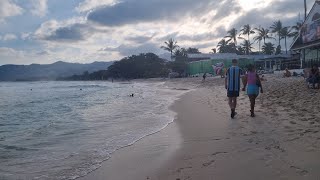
[160,20,301,57]
[63,19,302,80]
[217,20,301,55]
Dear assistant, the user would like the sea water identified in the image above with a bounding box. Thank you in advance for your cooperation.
[0,81,186,180]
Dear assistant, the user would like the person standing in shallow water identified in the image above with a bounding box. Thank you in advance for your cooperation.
[242,64,263,117]
[225,59,243,118]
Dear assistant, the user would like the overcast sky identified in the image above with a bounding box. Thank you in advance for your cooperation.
[0,0,315,65]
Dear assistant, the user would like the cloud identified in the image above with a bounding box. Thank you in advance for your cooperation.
[36,50,50,55]
[102,42,161,56]
[43,23,88,42]
[34,18,97,42]
[126,35,154,44]
[87,0,214,26]
[76,0,117,13]
[0,47,26,64]
[30,0,48,17]
[211,0,242,22]
[2,33,17,41]
[0,0,23,22]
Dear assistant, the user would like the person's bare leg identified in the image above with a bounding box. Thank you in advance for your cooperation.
[228,97,233,109]
[233,97,237,109]
[229,97,237,118]
[249,95,256,117]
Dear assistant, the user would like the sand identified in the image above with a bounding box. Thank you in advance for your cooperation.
[79,75,320,180]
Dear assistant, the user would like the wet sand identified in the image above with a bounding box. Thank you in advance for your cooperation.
[79,75,320,180]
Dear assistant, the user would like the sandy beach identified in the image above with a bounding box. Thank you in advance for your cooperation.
[80,75,320,180]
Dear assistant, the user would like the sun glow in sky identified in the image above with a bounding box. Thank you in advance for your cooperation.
[238,0,272,11]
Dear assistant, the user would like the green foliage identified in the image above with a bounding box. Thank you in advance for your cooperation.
[275,45,282,55]
[225,28,238,45]
[270,20,283,46]
[161,38,179,60]
[240,40,254,55]
[174,48,188,57]
[280,27,295,54]
[186,47,201,54]
[262,42,275,55]
[291,21,302,39]
[107,53,169,79]
[217,39,238,53]
[240,24,255,41]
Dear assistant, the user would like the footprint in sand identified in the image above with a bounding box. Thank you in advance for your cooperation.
[289,121,297,124]
[176,166,192,173]
[202,160,215,167]
[202,152,228,167]
[290,165,308,176]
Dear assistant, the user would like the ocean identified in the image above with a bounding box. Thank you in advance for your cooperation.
[0,81,186,180]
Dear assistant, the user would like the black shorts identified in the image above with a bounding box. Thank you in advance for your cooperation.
[227,90,239,97]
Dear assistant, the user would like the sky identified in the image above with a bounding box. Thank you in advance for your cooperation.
[0,0,315,65]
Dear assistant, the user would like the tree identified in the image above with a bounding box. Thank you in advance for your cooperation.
[217,39,228,53]
[262,42,275,55]
[254,27,274,53]
[225,28,238,45]
[275,45,281,55]
[211,48,216,53]
[240,40,254,55]
[291,21,303,38]
[253,32,262,53]
[107,53,169,79]
[240,24,255,41]
[237,46,246,55]
[174,48,188,57]
[161,38,179,60]
[270,20,283,46]
[280,27,295,54]
[186,47,201,54]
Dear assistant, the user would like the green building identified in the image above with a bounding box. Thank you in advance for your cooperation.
[187,58,254,76]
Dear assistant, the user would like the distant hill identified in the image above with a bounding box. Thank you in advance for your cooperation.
[0,61,114,81]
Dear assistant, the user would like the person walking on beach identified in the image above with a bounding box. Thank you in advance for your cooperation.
[202,72,207,82]
[225,59,243,118]
[242,64,263,117]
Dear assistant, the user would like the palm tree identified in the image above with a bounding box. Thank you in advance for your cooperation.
[253,35,262,53]
[217,39,228,53]
[291,21,303,38]
[240,40,254,55]
[280,27,295,54]
[270,20,283,46]
[240,24,255,41]
[225,28,238,45]
[237,46,246,55]
[262,42,275,55]
[161,38,179,60]
[174,48,187,57]
[254,27,274,53]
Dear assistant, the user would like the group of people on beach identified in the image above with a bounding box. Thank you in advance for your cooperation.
[225,59,263,118]
[306,65,320,89]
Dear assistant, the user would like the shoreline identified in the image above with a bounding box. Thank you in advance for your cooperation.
[79,76,320,180]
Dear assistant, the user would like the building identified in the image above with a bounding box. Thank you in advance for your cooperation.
[290,0,320,68]
[186,53,291,75]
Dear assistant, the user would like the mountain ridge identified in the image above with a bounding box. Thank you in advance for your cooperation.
[0,61,114,81]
